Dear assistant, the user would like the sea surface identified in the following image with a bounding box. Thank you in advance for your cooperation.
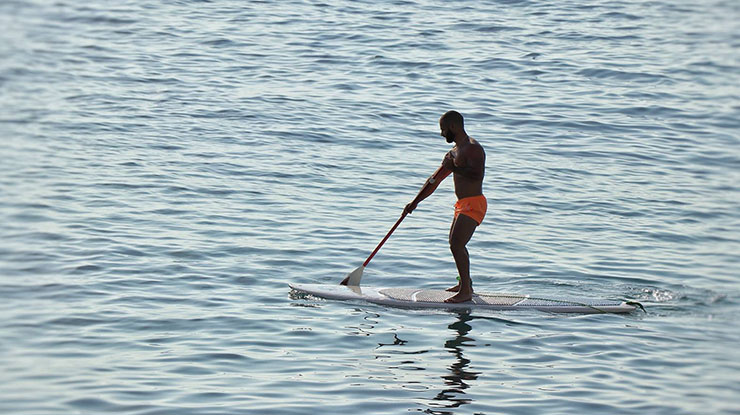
[1,0,739,414]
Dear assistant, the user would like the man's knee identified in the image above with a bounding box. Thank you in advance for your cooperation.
[449,217,476,247]
[449,234,467,251]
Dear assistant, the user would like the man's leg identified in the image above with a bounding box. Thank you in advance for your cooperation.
[445,213,478,303]
[446,217,463,292]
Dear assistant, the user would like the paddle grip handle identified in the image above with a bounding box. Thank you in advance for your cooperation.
[362,212,407,267]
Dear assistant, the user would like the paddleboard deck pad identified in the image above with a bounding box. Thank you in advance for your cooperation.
[290,283,637,314]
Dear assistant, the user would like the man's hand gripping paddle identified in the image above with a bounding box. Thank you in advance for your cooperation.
[340,165,449,286]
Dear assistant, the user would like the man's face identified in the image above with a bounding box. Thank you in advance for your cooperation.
[440,123,455,143]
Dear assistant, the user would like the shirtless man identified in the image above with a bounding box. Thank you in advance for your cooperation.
[404,111,486,303]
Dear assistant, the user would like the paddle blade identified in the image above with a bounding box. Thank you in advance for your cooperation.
[339,266,364,286]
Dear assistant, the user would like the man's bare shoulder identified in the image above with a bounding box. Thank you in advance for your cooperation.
[465,137,485,157]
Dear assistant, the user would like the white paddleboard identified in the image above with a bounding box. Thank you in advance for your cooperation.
[290,283,638,314]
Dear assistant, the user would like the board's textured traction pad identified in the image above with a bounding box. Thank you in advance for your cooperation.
[379,288,526,306]
[378,288,419,301]
[475,293,528,306]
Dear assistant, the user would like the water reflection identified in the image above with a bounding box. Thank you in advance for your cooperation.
[429,310,481,413]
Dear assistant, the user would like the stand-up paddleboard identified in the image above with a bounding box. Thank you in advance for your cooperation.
[290,283,639,314]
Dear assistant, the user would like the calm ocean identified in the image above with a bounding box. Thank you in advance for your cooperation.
[1,0,738,414]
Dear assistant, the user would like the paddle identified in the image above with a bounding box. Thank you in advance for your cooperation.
[339,212,408,286]
[340,165,450,286]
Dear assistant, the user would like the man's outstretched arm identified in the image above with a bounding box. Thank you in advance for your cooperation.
[404,164,452,215]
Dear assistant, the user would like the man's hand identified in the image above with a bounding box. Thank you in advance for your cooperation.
[404,201,418,215]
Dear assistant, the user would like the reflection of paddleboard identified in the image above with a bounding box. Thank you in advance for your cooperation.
[290,283,638,314]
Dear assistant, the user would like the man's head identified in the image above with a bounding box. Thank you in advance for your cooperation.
[440,110,465,143]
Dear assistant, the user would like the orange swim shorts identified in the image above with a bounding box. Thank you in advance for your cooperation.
[454,195,487,225]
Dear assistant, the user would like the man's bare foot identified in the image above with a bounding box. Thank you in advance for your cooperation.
[444,288,473,303]
[446,283,460,292]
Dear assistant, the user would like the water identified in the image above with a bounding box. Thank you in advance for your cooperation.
[1,0,739,413]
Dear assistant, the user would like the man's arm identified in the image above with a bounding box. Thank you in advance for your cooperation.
[403,164,452,215]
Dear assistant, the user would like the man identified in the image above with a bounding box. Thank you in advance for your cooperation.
[404,110,486,303]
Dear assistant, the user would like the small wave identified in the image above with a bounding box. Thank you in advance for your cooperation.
[599,11,642,21]
[61,15,137,26]
[637,287,678,303]
[577,67,670,83]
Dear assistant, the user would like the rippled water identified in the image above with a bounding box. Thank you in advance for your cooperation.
[1,0,739,414]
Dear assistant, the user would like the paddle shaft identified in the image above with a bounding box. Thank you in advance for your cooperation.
[362,212,407,267]
[358,165,450,269]
[362,165,448,267]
